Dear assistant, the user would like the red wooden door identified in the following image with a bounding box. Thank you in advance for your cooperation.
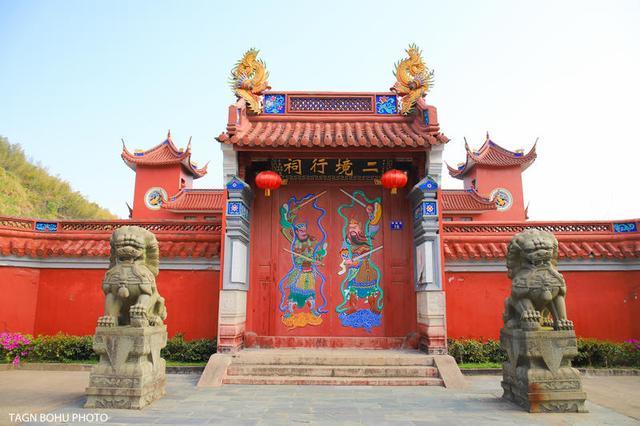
[272,184,391,337]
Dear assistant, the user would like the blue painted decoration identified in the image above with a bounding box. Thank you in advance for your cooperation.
[35,222,58,232]
[423,201,437,216]
[424,111,430,125]
[338,309,382,333]
[226,201,248,219]
[264,94,286,114]
[418,177,438,191]
[613,222,638,233]
[375,95,397,114]
[390,220,403,230]
[415,201,438,220]
[226,177,246,191]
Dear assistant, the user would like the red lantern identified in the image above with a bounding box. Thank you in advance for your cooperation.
[255,171,282,197]
[381,169,408,195]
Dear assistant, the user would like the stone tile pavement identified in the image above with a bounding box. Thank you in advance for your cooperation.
[0,371,638,425]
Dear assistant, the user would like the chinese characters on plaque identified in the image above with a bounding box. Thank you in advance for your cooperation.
[271,158,396,181]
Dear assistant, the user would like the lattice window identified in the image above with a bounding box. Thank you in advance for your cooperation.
[289,97,372,113]
[442,223,613,234]
[59,222,222,233]
[0,219,33,230]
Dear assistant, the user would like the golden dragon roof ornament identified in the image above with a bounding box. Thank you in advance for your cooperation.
[391,44,434,115]
[229,48,271,114]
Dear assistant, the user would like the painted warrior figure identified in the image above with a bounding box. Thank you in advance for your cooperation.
[278,193,328,329]
[283,223,321,314]
[340,219,381,314]
[337,190,383,331]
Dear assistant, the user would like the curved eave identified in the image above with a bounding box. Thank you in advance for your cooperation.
[121,140,207,179]
[180,158,208,179]
[447,162,474,180]
[448,140,536,179]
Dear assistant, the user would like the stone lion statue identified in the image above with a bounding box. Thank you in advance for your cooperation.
[97,226,167,327]
[502,229,573,331]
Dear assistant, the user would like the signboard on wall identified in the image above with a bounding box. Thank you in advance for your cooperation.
[270,158,398,182]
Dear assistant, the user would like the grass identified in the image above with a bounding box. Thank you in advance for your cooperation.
[166,361,207,366]
[458,362,502,369]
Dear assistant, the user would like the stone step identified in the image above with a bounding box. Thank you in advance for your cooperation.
[226,364,440,378]
[223,375,444,386]
[232,350,434,367]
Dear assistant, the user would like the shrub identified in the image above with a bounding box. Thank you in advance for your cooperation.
[28,334,96,362]
[161,333,216,363]
[482,339,507,363]
[573,339,639,368]
[447,339,489,364]
[1,332,217,364]
[448,337,639,368]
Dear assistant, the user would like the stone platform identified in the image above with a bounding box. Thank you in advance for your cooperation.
[198,349,465,388]
[84,325,167,409]
[501,328,587,413]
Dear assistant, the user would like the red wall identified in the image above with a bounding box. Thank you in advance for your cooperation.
[445,270,640,342]
[3,263,638,343]
[2,266,220,340]
[463,166,526,221]
[0,266,40,334]
[131,164,193,220]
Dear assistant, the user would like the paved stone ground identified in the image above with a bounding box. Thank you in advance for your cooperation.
[0,372,638,425]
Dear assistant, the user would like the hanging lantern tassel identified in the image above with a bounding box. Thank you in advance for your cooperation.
[255,170,282,197]
[381,169,408,195]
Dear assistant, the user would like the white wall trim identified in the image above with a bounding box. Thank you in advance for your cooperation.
[445,259,640,272]
[0,255,220,271]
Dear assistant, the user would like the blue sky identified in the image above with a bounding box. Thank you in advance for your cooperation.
[1,0,638,220]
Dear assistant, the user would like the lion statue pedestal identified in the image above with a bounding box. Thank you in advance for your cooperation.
[500,229,587,413]
[85,226,167,410]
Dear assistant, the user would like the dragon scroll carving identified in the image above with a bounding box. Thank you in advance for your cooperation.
[229,48,271,114]
[391,43,434,115]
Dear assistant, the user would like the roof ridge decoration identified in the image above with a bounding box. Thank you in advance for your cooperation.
[216,46,449,149]
[447,136,537,180]
[391,44,434,115]
[230,48,271,114]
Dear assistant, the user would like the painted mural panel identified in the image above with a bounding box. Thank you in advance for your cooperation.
[277,191,329,329]
[336,189,384,332]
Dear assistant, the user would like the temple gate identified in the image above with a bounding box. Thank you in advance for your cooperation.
[216,48,450,354]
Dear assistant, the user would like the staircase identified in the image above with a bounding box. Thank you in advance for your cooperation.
[222,349,445,386]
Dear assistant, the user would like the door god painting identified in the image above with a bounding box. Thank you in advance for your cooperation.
[337,189,384,332]
[278,192,329,329]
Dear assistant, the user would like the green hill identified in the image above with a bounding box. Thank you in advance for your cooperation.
[0,135,116,220]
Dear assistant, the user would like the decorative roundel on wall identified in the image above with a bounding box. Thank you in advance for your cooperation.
[144,187,167,210]
[490,188,513,211]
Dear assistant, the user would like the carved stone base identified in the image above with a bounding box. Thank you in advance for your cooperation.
[85,325,167,409]
[417,291,447,355]
[500,328,587,413]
